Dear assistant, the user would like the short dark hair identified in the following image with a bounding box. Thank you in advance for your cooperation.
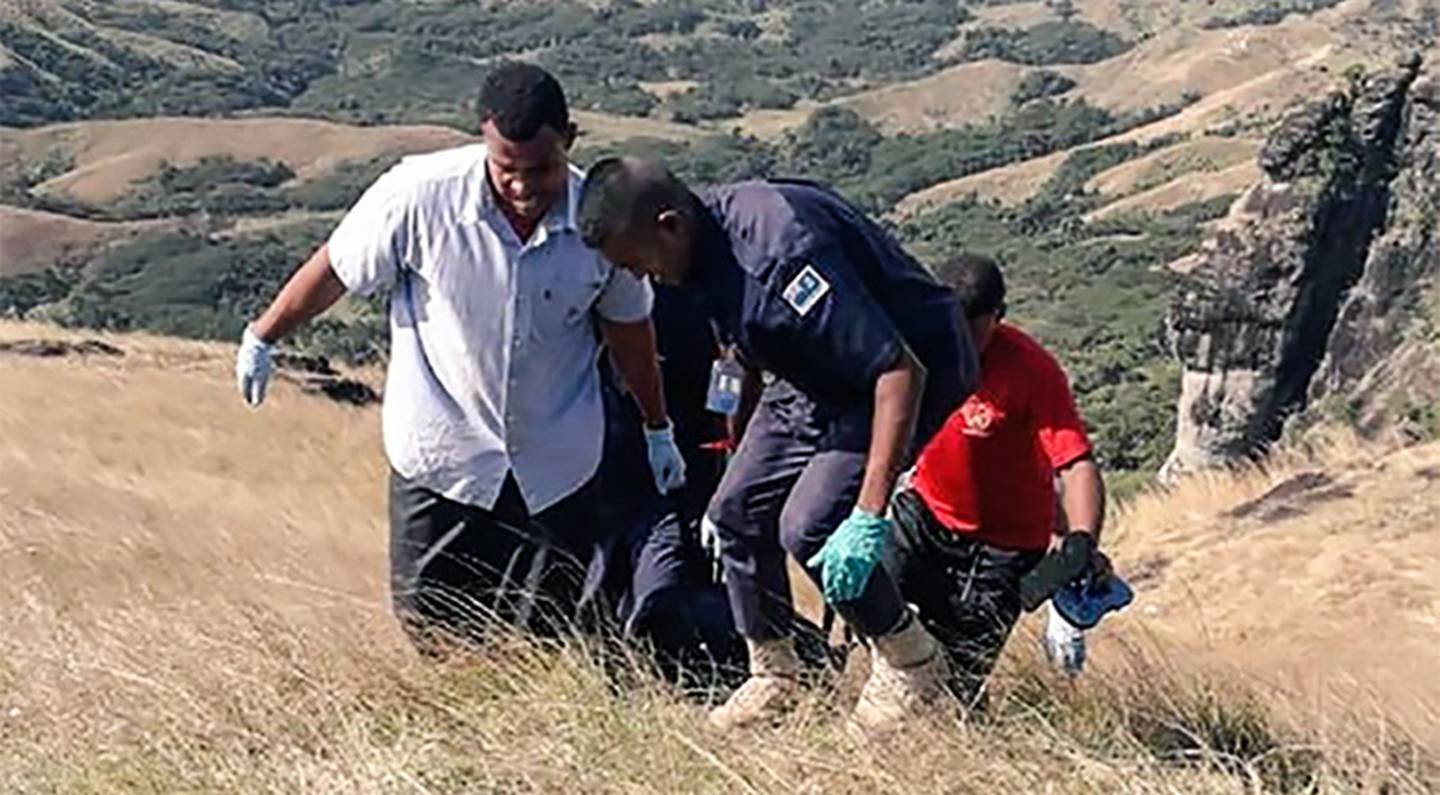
[941,253,1006,319]
[478,62,570,140]
[578,156,691,248]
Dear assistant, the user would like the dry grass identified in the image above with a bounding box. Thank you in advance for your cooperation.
[1084,137,1261,200]
[1107,427,1440,748]
[894,149,1070,214]
[732,60,1027,139]
[1084,159,1262,221]
[2,320,1437,793]
[0,118,474,206]
[839,60,1027,134]
[571,109,703,145]
[1067,14,1338,115]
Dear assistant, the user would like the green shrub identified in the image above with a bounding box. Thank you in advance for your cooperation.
[959,20,1132,66]
[1011,69,1078,106]
[288,157,400,212]
[112,157,298,220]
[1201,0,1345,29]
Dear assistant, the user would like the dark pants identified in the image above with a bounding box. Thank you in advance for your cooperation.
[389,467,754,687]
[388,471,622,650]
[886,488,1044,706]
[708,379,910,640]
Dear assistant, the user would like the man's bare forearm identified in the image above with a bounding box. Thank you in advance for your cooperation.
[600,318,668,428]
[252,245,348,343]
[1058,456,1106,540]
[856,349,926,515]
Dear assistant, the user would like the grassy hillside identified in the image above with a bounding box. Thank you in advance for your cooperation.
[0,0,978,129]
[3,7,1439,791]
[2,0,1435,483]
[0,99,1219,479]
[8,0,1420,133]
[1,321,1435,792]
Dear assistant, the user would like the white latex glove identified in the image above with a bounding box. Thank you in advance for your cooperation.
[699,514,722,562]
[235,325,274,407]
[644,422,687,495]
[1044,600,1087,676]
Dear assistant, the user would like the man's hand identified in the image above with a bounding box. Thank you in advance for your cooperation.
[235,325,274,407]
[1058,529,1112,584]
[1020,531,1095,612]
[644,423,687,494]
[806,508,890,604]
[1085,540,1113,585]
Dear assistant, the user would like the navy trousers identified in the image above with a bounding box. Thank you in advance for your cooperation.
[706,380,900,639]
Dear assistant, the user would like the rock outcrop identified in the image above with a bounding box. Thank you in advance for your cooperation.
[1163,56,1440,478]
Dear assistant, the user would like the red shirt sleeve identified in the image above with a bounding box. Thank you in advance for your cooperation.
[1028,347,1092,469]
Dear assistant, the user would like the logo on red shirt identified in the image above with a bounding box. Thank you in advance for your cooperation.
[960,398,1001,436]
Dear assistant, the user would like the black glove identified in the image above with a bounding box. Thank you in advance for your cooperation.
[1019,532,1096,613]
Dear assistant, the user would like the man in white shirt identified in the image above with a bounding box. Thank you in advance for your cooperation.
[234,63,687,651]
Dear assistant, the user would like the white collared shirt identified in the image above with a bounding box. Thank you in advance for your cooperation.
[327,144,652,512]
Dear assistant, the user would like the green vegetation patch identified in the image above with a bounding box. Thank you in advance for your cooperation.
[959,20,1132,66]
[0,2,340,127]
[113,157,297,219]
[584,97,1159,214]
[899,192,1233,477]
[2,0,986,129]
[1201,0,1346,29]
[1011,69,1078,107]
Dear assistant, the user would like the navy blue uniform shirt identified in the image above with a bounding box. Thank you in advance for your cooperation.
[691,179,977,410]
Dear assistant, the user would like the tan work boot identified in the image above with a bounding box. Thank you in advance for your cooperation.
[849,614,952,738]
[708,637,802,730]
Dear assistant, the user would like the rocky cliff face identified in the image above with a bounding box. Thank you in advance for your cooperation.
[1163,56,1440,478]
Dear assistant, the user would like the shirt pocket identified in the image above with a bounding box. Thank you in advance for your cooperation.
[534,266,606,341]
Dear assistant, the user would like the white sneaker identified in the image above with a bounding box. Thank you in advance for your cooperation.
[849,614,952,737]
[707,637,802,730]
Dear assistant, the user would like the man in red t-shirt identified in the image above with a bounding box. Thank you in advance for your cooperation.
[884,253,1110,707]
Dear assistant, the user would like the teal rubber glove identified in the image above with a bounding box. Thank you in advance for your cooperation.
[806,508,890,604]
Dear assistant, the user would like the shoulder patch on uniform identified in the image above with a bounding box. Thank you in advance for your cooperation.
[781,264,831,317]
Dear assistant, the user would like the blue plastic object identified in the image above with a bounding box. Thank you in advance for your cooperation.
[1052,574,1134,630]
